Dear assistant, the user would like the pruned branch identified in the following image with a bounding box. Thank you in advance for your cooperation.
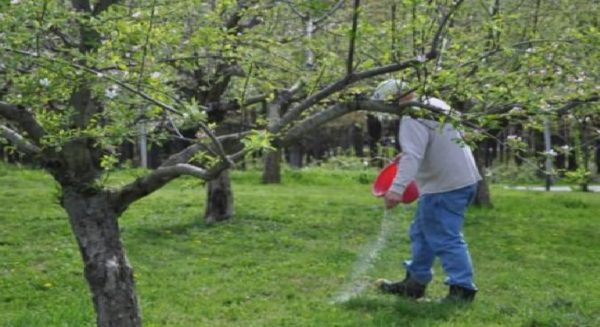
[0,124,42,155]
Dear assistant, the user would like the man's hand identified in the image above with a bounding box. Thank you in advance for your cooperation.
[384,191,403,209]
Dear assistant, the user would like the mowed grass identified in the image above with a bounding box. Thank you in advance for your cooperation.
[1,163,599,327]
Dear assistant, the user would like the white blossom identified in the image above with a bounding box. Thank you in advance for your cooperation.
[509,106,523,114]
[416,54,427,63]
[543,149,557,157]
[10,0,21,5]
[39,78,50,87]
[526,48,534,54]
[105,85,119,99]
[151,72,161,79]
[560,145,571,151]
[132,11,142,18]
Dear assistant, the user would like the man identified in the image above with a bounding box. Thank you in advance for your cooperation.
[372,79,482,302]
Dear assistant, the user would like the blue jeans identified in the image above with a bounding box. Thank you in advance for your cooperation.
[403,183,478,290]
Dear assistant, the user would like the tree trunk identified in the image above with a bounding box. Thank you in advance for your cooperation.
[62,190,141,327]
[349,123,364,157]
[262,147,282,184]
[288,144,303,168]
[473,145,493,208]
[204,169,234,224]
[595,139,600,174]
[580,120,590,192]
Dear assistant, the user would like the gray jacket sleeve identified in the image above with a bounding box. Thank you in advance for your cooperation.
[389,117,429,194]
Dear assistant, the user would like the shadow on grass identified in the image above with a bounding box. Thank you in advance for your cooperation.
[341,295,464,325]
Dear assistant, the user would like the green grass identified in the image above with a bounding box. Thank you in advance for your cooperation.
[1,163,600,326]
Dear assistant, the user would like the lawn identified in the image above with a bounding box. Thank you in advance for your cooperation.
[1,164,599,326]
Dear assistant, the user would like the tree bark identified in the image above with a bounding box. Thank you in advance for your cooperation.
[349,123,364,157]
[473,145,493,208]
[62,190,141,327]
[287,144,303,168]
[366,114,382,167]
[262,147,282,184]
[204,169,234,224]
[580,119,590,192]
[595,139,600,174]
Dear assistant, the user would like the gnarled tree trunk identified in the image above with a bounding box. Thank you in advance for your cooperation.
[262,147,282,184]
[473,144,493,208]
[205,169,234,223]
[287,143,303,168]
[62,190,141,327]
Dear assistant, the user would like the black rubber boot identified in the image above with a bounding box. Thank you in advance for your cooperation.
[377,272,427,299]
[443,285,477,303]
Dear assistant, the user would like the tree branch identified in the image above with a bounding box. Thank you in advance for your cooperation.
[428,0,465,59]
[555,95,600,116]
[0,124,42,155]
[282,98,468,144]
[110,145,249,215]
[49,26,79,48]
[110,163,212,215]
[92,0,121,16]
[276,0,463,131]
[314,0,346,25]
[1,46,234,168]
[0,101,45,142]
[1,47,183,116]
[282,0,309,20]
[346,0,360,76]
[278,59,421,130]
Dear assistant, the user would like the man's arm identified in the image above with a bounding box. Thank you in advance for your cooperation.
[389,117,429,195]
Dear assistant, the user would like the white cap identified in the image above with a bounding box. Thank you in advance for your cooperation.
[423,97,451,113]
[371,79,408,101]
